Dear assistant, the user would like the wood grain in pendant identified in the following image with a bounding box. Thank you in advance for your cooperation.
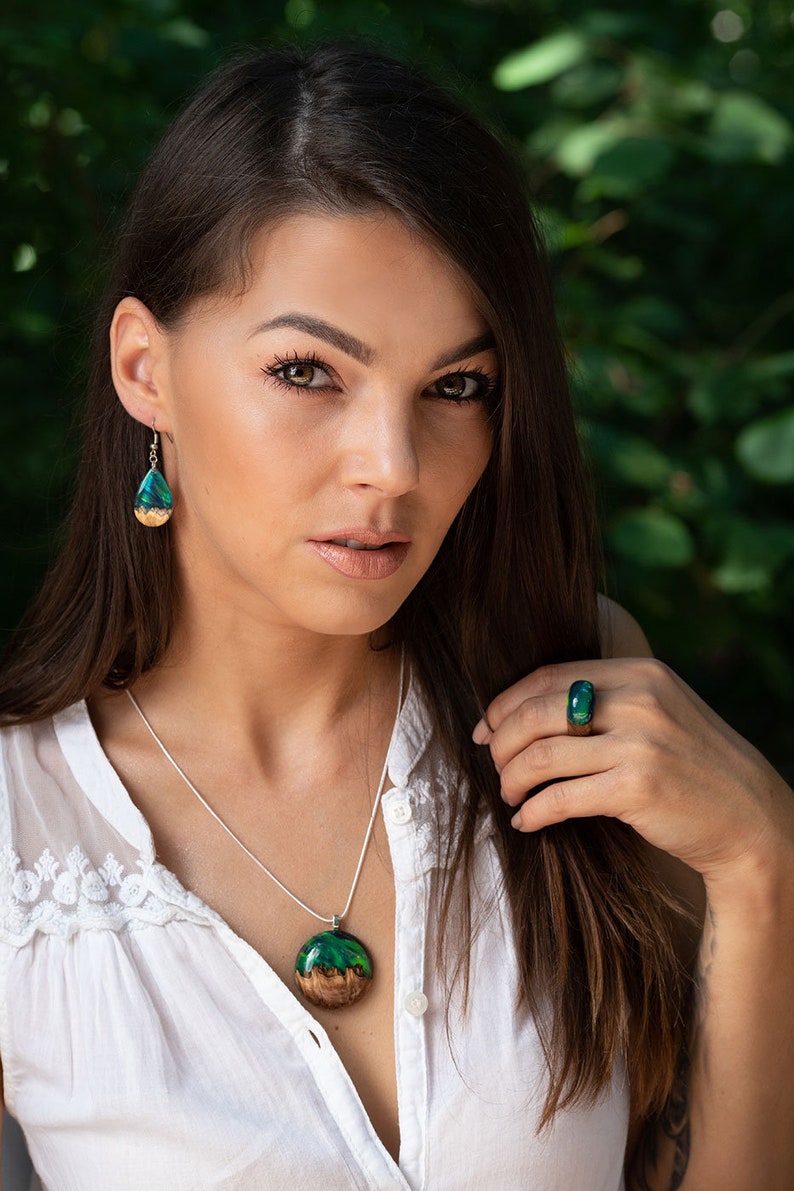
[294,928,373,1009]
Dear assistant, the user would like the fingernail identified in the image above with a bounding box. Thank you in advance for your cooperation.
[472,719,492,745]
[510,812,522,829]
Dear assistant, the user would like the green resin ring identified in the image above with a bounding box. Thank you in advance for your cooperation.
[566,679,595,736]
[294,926,373,1010]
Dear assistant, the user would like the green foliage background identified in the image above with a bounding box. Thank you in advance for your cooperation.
[1,0,792,773]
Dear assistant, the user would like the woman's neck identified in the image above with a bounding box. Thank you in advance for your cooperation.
[123,598,401,784]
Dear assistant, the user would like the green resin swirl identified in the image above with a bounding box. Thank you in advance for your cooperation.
[134,468,173,526]
[294,928,373,1009]
[567,678,595,727]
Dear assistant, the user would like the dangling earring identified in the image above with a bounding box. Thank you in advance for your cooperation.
[133,421,173,527]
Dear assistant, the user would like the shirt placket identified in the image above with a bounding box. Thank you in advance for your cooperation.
[145,860,412,1191]
[382,784,430,1191]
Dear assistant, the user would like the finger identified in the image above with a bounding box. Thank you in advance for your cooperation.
[473,656,684,744]
[474,659,636,741]
[484,693,568,768]
[487,687,619,773]
[499,733,616,806]
[510,769,621,832]
[473,663,568,742]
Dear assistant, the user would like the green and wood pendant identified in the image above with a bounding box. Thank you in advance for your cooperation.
[294,919,373,1009]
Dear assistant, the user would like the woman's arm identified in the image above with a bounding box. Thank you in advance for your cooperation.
[604,602,794,1188]
[628,850,794,1190]
[476,600,794,1190]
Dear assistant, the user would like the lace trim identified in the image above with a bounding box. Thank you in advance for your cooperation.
[0,844,208,944]
[0,775,491,944]
[394,776,495,870]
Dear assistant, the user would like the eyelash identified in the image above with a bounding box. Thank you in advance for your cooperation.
[260,351,498,406]
[261,351,330,393]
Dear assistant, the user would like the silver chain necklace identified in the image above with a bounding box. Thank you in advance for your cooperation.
[125,648,405,1011]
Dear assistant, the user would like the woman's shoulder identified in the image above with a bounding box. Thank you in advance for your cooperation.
[597,594,653,659]
[0,701,105,853]
[1,703,78,820]
[0,702,89,781]
[0,711,56,787]
[0,701,161,949]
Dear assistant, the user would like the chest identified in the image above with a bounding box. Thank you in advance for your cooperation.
[3,814,631,1191]
[126,770,403,1161]
[4,711,634,1189]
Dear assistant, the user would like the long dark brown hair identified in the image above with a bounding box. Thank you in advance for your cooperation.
[0,42,687,1126]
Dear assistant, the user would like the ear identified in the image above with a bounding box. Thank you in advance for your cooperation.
[109,296,173,432]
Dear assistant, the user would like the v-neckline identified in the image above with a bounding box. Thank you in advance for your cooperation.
[51,689,428,1186]
[52,674,426,856]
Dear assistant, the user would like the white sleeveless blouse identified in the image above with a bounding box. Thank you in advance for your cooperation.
[0,685,628,1190]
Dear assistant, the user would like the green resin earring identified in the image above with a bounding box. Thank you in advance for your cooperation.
[134,423,173,527]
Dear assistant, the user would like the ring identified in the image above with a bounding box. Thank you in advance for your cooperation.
[566,680,595,736]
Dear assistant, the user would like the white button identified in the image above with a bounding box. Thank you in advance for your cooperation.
[387,799,412,825]
[403,990,428,1017]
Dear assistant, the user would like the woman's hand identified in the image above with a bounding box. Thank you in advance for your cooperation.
[476,648,794,1187]
[473,657,794,887]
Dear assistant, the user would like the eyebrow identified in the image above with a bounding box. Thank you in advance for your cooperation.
[249,312,496,372]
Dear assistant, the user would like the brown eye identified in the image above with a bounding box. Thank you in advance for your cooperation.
[263,355,336,391]
[283,362,316,386]
[439,375,467,398]
[432,372,488,402]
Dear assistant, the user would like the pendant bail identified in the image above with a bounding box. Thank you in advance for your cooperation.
[332,915,341,931]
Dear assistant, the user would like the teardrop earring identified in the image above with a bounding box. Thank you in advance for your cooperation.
[133,421,173,527]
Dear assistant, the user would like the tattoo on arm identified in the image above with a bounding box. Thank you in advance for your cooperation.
[630,1040,692,1190]
[629,904,716,1190]
[661,1045,692,1189]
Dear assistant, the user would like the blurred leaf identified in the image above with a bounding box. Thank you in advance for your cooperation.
[579,9,649,39]
[583,420,672,489]
[744,353,794,383]
[7,309,54,340]
[586,246,644,281]
[554,118,629,175]
[688,363,775,426]
[493,30,588,91]
[609,508,695,567]
[616,296,686,340]
[534,206,589,254]
[159,19,210,48]
[712,519,794,593]
[550,62,623,109]
[624,55,714,121]
[12,243,37,272]
[285,0,316,29]
[705,92,792,165]
[736,407,794,483]
[578,136,676,200]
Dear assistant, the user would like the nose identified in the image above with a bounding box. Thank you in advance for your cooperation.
[339,390,420,496]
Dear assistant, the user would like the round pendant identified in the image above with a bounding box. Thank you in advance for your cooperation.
[294,928,373,1010]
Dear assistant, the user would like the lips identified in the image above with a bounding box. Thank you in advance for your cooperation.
[329,538,386,551]
[309,529,411,580]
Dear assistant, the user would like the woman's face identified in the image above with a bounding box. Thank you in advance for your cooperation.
[149,210,496,638]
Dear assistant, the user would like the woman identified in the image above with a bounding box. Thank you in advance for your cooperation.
[0,42,791,1190]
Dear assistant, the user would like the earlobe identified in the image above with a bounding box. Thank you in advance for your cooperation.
[110,296,172,431]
